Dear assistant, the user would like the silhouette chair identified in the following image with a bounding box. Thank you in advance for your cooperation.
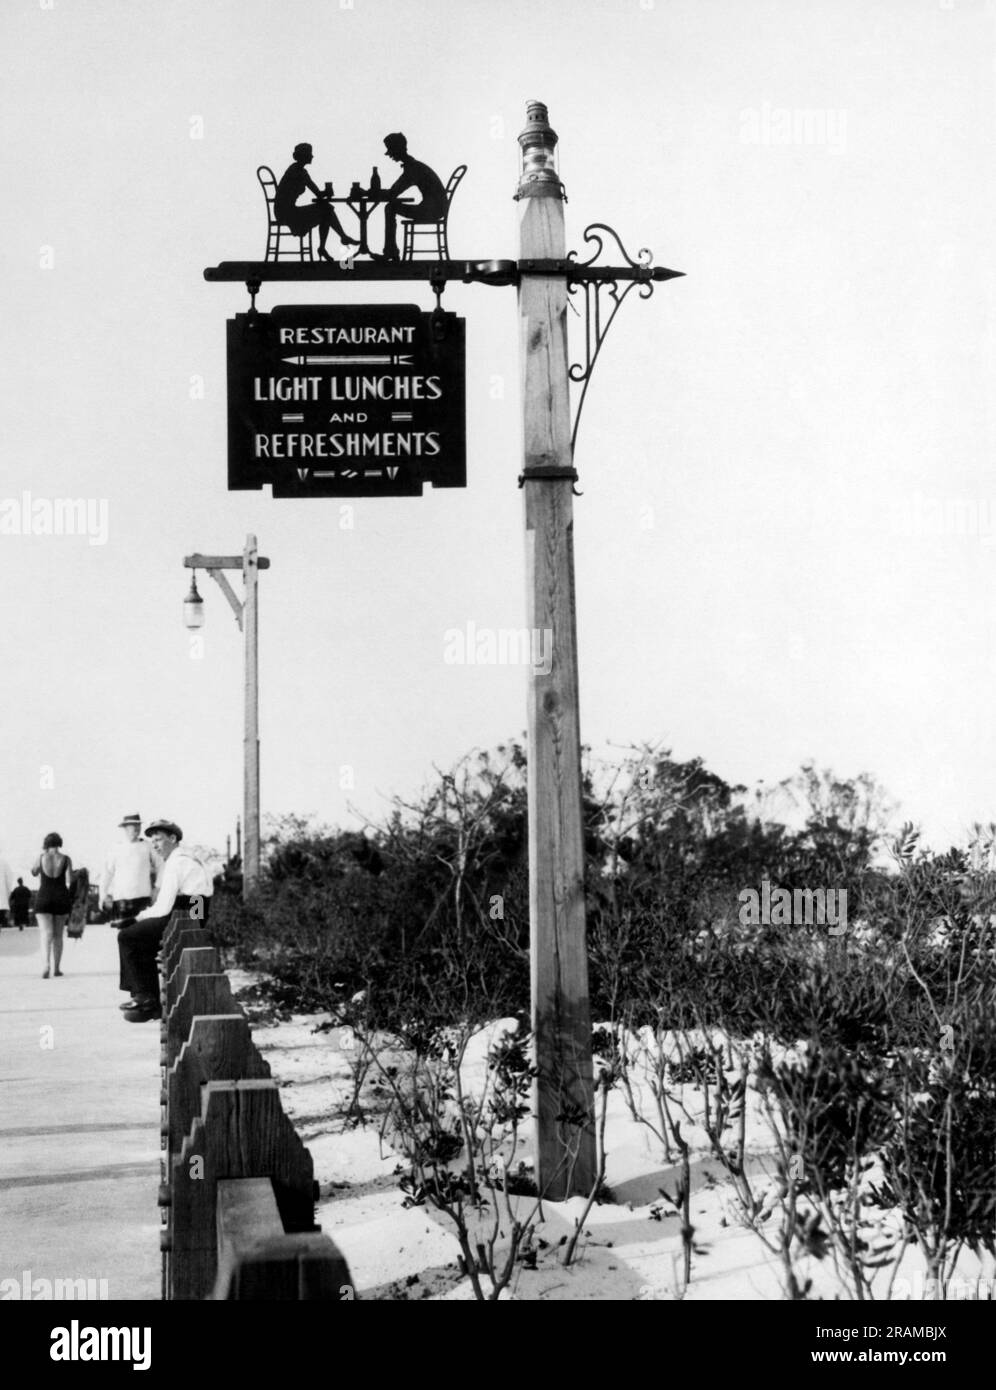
[401,165,467,261]
[257,166,314,262]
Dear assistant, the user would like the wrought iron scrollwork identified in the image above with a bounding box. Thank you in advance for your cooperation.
[566,224,657,456]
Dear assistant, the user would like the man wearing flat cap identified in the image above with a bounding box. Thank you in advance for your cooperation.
[99,813,157,919]
[116,818,212,1023]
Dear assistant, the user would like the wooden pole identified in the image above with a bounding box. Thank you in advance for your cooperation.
[243,534,260,894]
[516,101,596,1198]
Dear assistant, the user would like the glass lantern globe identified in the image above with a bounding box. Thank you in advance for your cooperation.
[183,575,205,629]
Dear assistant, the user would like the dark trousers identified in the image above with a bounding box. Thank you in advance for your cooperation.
[118,914,170,1000]
[117,896,210,1000]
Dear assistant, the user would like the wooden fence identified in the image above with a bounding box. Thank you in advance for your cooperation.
[156,910,353,1299]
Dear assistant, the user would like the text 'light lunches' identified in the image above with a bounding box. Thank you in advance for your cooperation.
[227,303,466,497]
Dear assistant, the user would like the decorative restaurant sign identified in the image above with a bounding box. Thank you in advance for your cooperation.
[226,304,466,497]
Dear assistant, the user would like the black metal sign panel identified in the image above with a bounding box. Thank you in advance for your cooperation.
[227,304,465,497]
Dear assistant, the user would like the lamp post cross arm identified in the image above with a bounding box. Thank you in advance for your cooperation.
[182,552,272,632]
[183,554,271,570]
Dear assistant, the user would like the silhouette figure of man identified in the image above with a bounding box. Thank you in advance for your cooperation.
[378,133,446,261]
[275,143,358,260]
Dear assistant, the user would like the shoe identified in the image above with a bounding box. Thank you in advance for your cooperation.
[123,1003,159,1023]
[54,970,63,977]
[339,234,360,247]
[119,999,140,1011]
[42,969,50,979]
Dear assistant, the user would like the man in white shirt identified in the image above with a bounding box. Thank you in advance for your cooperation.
[116,818,212,1023]
[100,814,157,917]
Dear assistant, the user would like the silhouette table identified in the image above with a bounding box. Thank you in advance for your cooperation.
[325,191,414,258]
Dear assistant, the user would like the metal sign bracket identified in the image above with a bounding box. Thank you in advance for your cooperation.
[429,266,448,341]
[206,236,684,465]
[561,224,673,457]
[518,224,683,457]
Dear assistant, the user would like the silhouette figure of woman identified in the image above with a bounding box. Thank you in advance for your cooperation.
[275,143,358,260]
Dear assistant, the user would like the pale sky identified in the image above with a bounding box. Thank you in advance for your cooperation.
[1,0,994,879]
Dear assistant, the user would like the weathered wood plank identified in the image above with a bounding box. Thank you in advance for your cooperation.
[169,1080,315,1300]
[164,971,240,1067]
[517,103,596,1197]
[160,1006,265,1301]
[212,1230,355,1300]
[159,908,200,960]
[166,945,221,1002]
[243,534,261,891]
[216,1176,282,1243]
[166,1012,268,1161]
[160,947,224,1061]
[212,1170,348,1299]
[162,929,214,997]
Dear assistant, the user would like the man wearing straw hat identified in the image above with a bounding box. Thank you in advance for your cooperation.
[115,818,212,1023]
[99,813,157,919]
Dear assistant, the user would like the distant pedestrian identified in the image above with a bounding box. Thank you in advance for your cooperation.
[30,833,73,978]
[0,851,12,929]
[9,878,31,930]
[99,814,157,918]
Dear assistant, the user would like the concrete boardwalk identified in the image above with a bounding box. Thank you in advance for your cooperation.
[0,921,160,1300]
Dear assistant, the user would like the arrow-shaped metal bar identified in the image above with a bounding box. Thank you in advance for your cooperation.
[204,259,518,285]
[280,354,413,366]
[202,258,683,286]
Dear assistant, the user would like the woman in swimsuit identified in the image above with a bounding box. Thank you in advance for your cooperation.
[31,832,73,978]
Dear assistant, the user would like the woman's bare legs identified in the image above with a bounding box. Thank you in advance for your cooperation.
[37,914,54,975]
[314,204,358,259]
[51,915,67,974]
